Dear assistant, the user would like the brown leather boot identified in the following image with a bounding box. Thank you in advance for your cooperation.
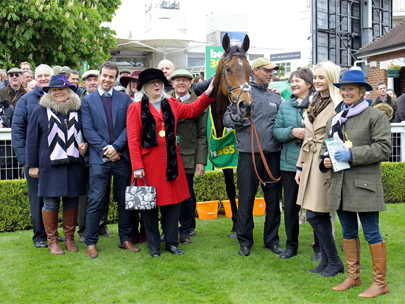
[333,238,361,291]
[42,210,65,255]
[63,208,78,252]
[359,241,389,298]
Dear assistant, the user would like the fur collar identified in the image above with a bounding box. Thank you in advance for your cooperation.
[39,89,81,114]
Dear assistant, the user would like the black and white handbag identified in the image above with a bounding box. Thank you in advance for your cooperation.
[125,177,156,210]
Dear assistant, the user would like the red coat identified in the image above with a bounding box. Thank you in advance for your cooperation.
[127,93,214,206]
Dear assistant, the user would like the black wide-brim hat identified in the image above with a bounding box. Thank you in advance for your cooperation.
[43,74,75,93]
[137,68,169,91]
[332,70,373,92]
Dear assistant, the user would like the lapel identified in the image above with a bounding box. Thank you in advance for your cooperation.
[94,93,108,127]
[112,91,118,129]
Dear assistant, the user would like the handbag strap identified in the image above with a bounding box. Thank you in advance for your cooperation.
[131,174,150,187]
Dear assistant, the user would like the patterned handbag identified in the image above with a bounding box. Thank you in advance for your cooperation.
[125,177,156,210]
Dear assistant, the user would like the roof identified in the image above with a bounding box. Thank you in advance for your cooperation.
[355,18,405,58]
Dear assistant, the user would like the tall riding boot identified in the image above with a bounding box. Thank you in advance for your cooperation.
[309,241,328,273]
[308,213,343,277]
[63,208,78,252]
[42,210,65,255]
[358,241,389,298]
[333,238,361,291]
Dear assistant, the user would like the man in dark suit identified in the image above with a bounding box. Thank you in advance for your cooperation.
[81,61,138,258]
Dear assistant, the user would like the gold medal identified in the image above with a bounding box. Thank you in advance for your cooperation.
[159,122,165,137]
[343,132,353,149]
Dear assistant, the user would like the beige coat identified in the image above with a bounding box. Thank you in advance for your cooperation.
[296,102,335,213]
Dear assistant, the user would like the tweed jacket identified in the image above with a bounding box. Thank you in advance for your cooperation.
[319,98,391,212]
[168,89,208,173]
[296,93,335,213]
[0,85,26,108]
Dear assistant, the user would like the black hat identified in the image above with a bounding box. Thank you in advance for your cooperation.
[137,68,168,91]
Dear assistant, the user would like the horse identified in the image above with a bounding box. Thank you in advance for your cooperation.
[210,33,252,236]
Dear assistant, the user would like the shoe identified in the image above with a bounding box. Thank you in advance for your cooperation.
[63,208,78,252]
[160,234,165,243]
[312,252,322,261]
[333,238,361,291]
[179,235,191,244]
[189,229,196,236]
[165,245,184,255]
[358,241,389,298]
[229,231,237,238]
[34,241,48,248]
[119,241,140,252]
[86,245,98,258]
[309,244,328,273]
[265,244,285,255]
[42,210,65,255]
[99,227,115,237]
[238,246,250,256]
[320,261,344,277]
[79,235,85,243]
[150,249,160,257]
[58,237,65,242]
[280,249,297,259]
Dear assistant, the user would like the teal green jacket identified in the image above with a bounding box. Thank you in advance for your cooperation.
[273,94,311,172]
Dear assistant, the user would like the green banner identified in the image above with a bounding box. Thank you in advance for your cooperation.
[205,46,224,78]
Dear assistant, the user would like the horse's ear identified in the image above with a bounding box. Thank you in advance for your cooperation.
[222,33,230,53]
[241,35,250,53]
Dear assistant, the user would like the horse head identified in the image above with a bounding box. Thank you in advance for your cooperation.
[214,33,253,118]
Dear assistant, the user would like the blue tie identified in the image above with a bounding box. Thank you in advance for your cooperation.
[102,92,111,98]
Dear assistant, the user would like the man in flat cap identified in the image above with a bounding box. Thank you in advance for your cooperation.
[224,58,283,257]
[0,68,27,108]
[80,70,100,100]
[115,69,131,87]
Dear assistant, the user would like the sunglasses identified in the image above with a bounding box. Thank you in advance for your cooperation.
[9,73,21,78]
[259,67,273,73]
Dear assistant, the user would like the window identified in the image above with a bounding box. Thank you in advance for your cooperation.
[276,62,291,75]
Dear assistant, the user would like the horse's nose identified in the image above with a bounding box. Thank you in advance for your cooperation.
[237,100,253,118]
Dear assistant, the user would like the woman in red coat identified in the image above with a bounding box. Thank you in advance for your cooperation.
[127,69,214,257]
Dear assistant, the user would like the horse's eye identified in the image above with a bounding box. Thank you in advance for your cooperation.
[226,66,231,73]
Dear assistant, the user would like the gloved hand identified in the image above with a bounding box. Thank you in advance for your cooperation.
[334,149,352,162]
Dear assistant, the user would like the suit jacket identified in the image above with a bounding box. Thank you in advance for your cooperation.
[320,99,391,212]
[81,90,131,164]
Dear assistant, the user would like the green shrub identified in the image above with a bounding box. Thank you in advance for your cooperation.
[1,162,403,231]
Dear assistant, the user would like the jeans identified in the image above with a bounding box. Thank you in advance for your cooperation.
[337,210,383,245]
[43,196,79,211]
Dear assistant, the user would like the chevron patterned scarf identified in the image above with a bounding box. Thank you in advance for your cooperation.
[46,107,80,165]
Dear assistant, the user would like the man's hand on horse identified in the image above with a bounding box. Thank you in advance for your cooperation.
[205,77,215,97]
[195,163,205,179]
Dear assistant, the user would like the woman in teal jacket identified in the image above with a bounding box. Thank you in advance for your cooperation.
[273,68,314,259]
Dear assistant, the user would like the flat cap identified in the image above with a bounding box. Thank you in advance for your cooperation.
[82,69,99,80]
[7,68,23,74]
[170,69,193,81]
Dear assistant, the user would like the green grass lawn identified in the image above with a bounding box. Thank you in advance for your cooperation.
[0,204,404,304]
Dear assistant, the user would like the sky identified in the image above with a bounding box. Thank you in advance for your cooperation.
[108,0,311,50]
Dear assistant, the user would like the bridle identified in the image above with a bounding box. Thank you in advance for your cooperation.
[220,54,251,105]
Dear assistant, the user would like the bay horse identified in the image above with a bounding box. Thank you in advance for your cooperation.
[211,33,252,236]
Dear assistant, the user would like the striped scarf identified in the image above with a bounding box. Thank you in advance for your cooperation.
[46,107,80,165]
[0,107,3,125]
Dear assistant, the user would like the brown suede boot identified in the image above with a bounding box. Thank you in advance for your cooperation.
[358,241,389,298]
[333,238,361,291]
[42,210,65,255]
[63,208,78,252]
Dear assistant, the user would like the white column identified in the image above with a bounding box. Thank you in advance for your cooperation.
[387,76,394,90]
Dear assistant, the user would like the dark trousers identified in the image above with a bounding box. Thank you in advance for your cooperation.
[85,159,132,245]
[77,166,111,237]
[25,167,46,243]
[281,171,301,251]
[43,196,79,211]
[142,203,181,251]
[179,173,195,235]
[236,152,281,248]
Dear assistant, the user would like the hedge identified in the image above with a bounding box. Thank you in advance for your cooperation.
[1,162,404,232]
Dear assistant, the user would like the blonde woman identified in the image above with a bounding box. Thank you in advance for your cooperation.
[295,61,343,276]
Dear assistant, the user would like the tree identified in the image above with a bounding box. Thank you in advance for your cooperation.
[0,0,121,70]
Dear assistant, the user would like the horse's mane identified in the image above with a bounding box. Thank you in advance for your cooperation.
[227,45,245,59]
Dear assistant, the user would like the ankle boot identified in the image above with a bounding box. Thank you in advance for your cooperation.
[63,208,78,252]
[42,210,65,255]
[333,238,361,291]
[308,213,343,277]
[309,243,328,273]
[358,241,389,298]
